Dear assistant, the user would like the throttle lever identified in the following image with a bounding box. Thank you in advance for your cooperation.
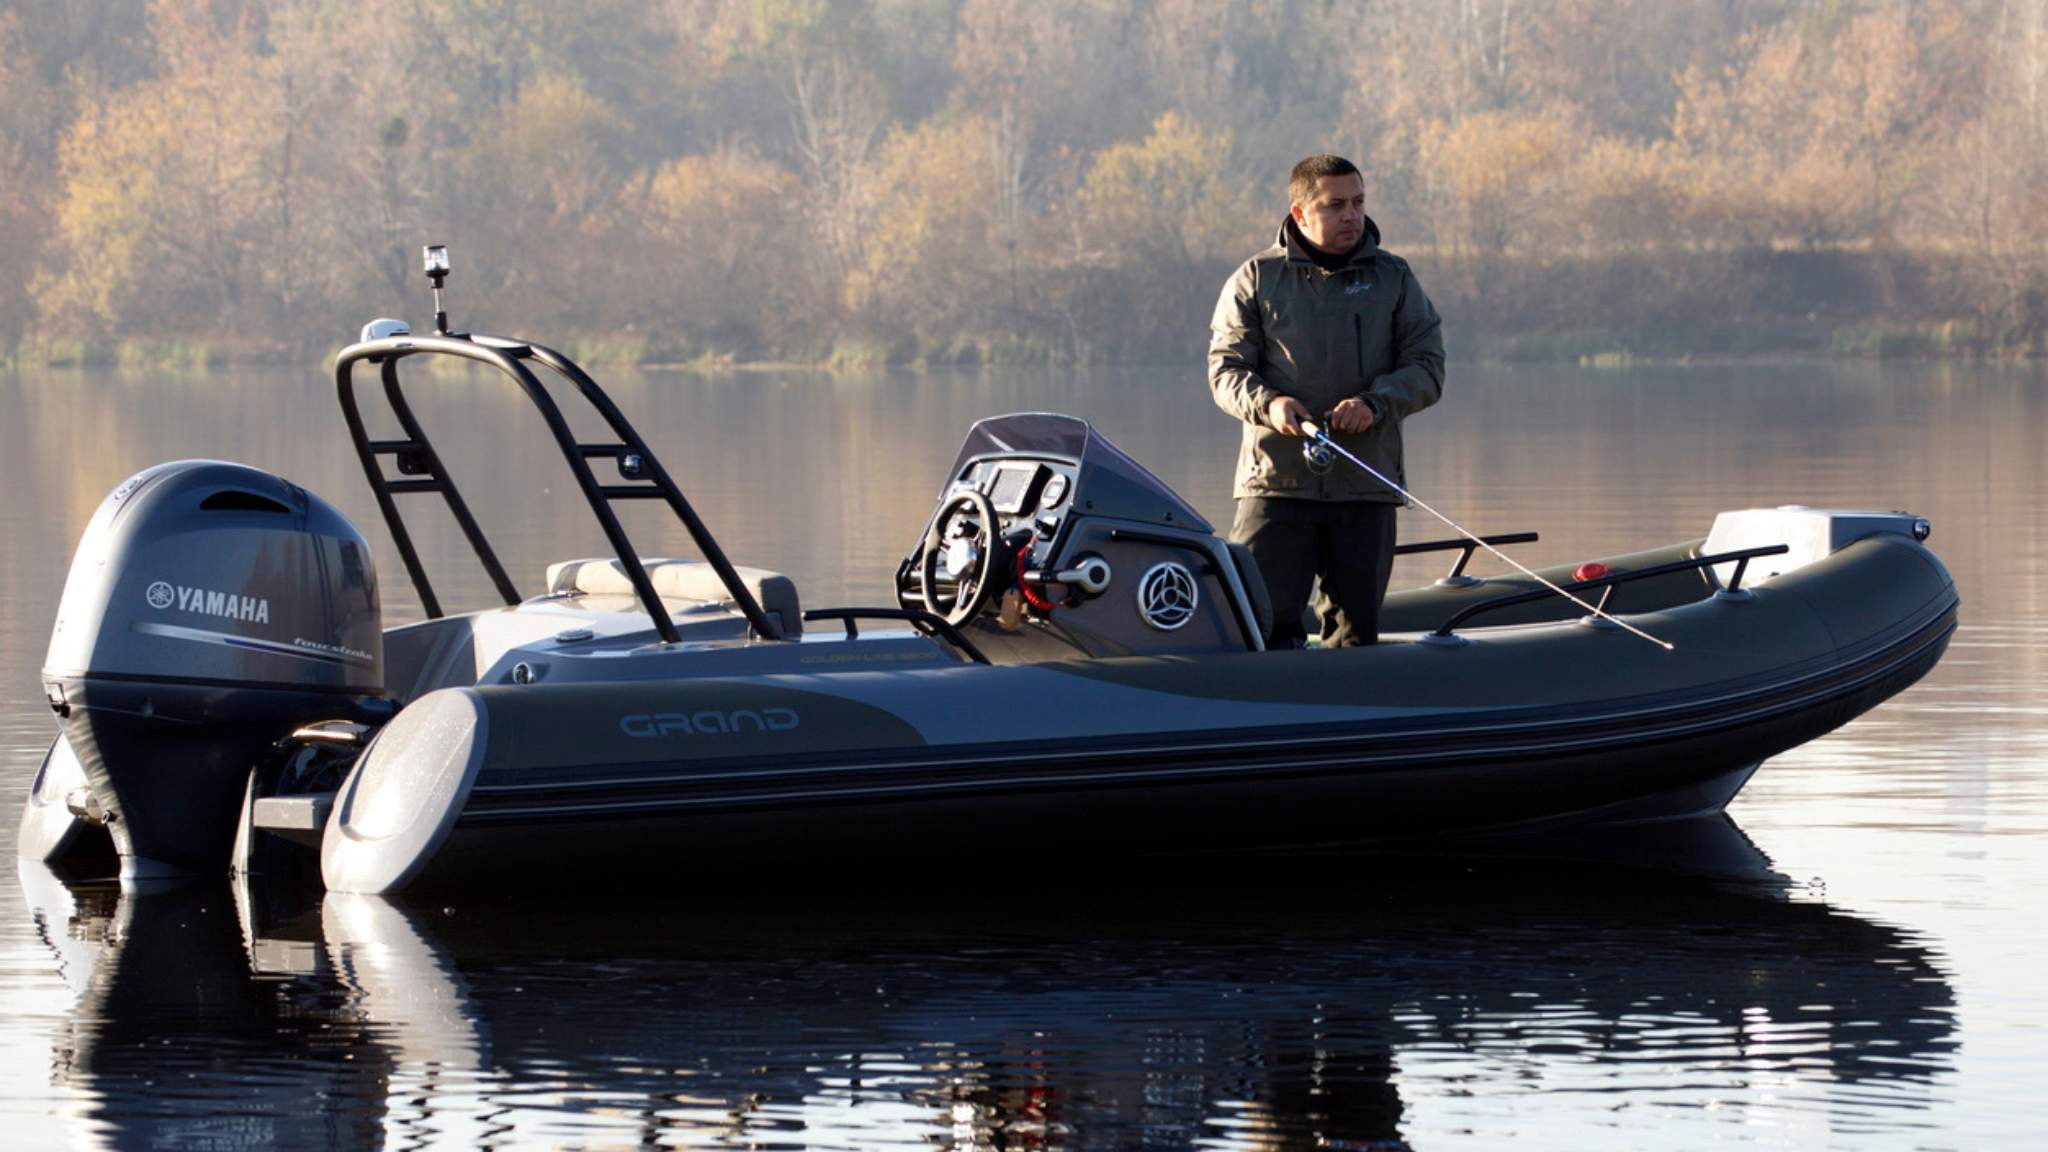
[1024,554,1112,597]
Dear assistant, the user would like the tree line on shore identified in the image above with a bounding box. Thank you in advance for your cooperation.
[1,0,2043,370]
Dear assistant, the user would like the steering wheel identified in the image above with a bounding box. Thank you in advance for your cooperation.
[914,490,1002,626]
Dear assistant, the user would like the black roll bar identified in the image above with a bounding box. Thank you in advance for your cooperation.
[335,332,784,643]
[1429,544,1790,638]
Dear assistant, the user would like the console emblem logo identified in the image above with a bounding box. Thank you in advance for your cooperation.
[1136,562,1198,631]
[145,581,175,610]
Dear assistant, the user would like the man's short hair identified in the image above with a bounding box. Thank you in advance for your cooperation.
[1288,154,1361,208]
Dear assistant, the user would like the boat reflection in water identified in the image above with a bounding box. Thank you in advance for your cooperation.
[16,863,393,1149]
[20,818,1957,1150]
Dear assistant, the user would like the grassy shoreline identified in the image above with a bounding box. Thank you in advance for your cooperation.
[7,319,2041,376]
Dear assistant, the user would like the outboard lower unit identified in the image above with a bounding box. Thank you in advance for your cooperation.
[42,461,387,877]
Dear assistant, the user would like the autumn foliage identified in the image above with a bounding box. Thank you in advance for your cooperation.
[3,0,2045,365]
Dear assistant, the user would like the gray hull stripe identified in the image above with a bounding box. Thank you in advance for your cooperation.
[460,610,1953,820]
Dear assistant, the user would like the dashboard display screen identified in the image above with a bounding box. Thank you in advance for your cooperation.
[988,463,1042,514]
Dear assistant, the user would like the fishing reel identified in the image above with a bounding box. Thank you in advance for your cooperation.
[1302,437,1336,475]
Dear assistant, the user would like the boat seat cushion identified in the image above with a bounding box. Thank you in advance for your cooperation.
[1225,540,1274,647]
[545,557,802,637]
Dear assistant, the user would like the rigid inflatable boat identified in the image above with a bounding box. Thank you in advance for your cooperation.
[17,264,1959,895]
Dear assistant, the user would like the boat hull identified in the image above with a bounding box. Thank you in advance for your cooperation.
[323,533,1957,893]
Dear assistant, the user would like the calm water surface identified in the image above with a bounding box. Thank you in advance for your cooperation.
[0,359,2041,1149]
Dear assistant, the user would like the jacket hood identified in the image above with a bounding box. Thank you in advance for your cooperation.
[1278,214,1381,267]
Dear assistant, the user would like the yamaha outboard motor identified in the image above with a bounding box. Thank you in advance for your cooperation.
[43,461,385,877]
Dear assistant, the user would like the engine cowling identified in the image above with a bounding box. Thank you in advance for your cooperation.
[43,461,386,877]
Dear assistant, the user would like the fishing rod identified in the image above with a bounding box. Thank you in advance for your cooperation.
[1300,420,1675,652]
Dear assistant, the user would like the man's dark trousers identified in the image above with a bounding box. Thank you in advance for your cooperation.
[1232,498,1398,647]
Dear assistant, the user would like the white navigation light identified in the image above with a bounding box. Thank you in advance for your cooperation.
[423,243,452,333]
[360,318,411,342]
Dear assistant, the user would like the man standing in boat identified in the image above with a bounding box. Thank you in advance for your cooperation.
[1209,154,1444,647]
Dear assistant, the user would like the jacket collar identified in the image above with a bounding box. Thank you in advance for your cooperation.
[1278,214,1381,270]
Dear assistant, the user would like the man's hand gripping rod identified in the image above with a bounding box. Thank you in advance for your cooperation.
[1300,420,1675,652]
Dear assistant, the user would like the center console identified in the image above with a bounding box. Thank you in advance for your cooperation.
[897,414,1268,662]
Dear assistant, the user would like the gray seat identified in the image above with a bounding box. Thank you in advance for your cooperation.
[545,557,802,637]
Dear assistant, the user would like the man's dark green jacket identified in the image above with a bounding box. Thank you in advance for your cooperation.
[1208,215,1444,502]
